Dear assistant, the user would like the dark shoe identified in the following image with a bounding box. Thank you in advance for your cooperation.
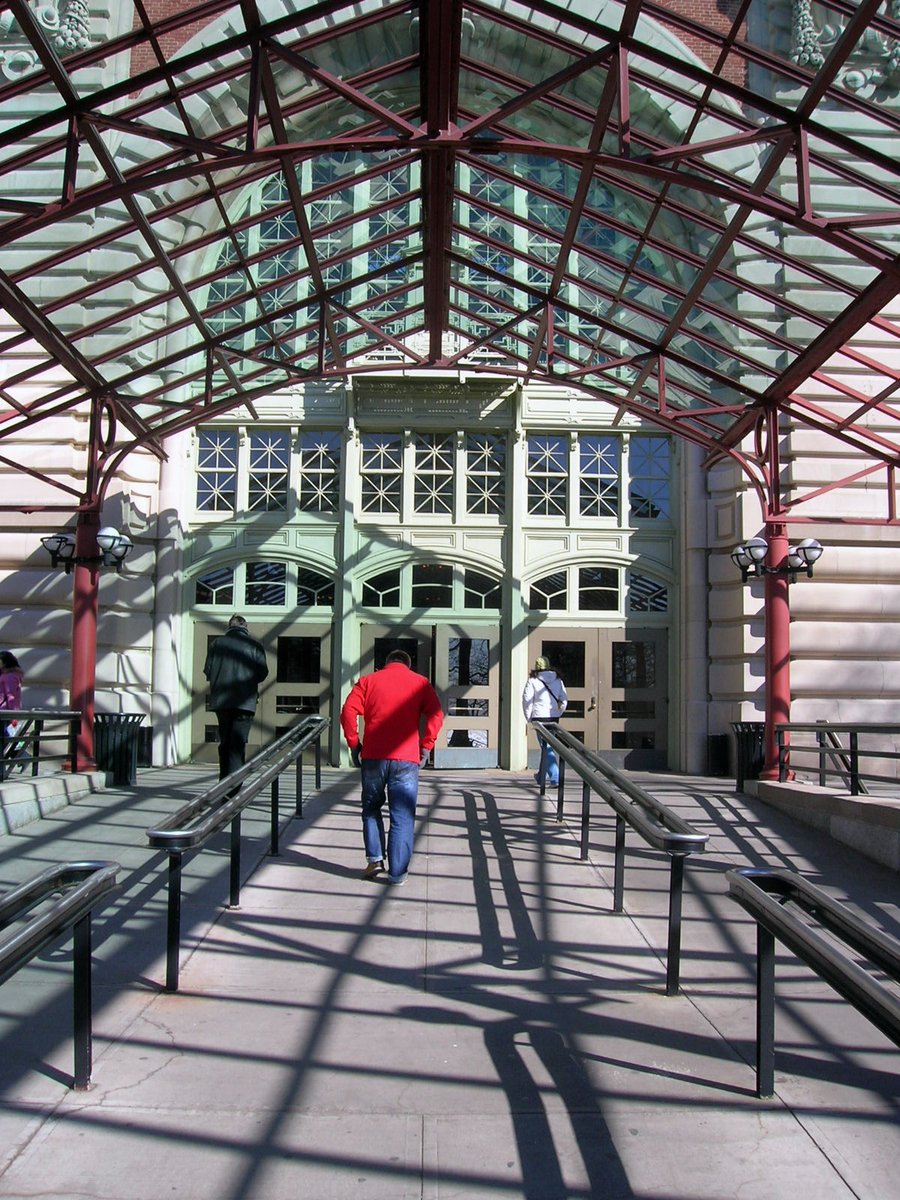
[361,860,384,880]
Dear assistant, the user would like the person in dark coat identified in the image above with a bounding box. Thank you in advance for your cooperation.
[203,615,269,782]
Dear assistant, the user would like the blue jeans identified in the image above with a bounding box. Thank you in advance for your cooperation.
[360,759,420,879]
[538,741,559,785]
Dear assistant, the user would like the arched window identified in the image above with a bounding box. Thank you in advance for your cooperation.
[628,573,669,613]
[195,565,234,605]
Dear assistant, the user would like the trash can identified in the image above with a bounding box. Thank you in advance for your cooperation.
[93,713,145,785]
[707,733,730,778]
[730,721,765,791]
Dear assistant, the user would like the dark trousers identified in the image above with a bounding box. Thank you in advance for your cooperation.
[215,707,254,781]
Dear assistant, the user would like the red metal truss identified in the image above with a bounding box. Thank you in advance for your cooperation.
[1,0,900,518]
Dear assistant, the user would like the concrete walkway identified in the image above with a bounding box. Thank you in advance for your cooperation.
[0,766,897,1199]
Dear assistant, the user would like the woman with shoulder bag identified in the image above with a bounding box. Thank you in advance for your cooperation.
[522,655,568,786]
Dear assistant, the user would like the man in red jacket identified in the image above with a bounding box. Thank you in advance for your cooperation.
[340,649,444,884]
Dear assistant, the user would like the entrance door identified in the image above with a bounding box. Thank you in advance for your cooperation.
[191,621,332,761]
[358,623,500,767]
[528,627,668,769]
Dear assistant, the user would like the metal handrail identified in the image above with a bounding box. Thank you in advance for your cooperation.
[775,722,900,795]
[146,714,328,992]
[0,709,81,778]
[0,861,120,1088]
[727,867,900,1097]
[533,722,708,995]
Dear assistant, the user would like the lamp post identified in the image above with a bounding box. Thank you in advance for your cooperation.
[40,515,133,771]
[731,531,824,780]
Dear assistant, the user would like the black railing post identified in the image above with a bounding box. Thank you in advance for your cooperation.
[270,774,280,856]
[229,813,242,907]
[72,912,93,1089]
[666,856,685,997]
[32,718,44,777]
[296,755,304,817]
[756,924,776,1098]
[165,854,183,993]
[68,715,78,773]
[849,731,860,795]
[817,725,827,786]
[777,728,786,782]
[579,778,591,861]
[315,738,322,790]
[613,813,626,912]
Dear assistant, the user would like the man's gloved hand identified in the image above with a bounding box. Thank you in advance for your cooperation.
[419,749,429,768]
[351,744,362,768]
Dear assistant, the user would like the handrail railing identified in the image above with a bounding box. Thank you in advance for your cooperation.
[0,861,120,1089]
[727,867,900,1097]
[0,709,81,779]
[775,722,900,794]
[147,715,328,992]
[534,722,708,995]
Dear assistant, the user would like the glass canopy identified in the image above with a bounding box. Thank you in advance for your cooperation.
[1,0,900,507]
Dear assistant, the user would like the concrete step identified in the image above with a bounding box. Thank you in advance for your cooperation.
[0,770,107,834]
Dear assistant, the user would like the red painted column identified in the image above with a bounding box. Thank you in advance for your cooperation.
[762,526,791,779]
[70,511,100,771]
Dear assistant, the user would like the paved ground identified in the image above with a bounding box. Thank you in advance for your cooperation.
[0,765,897,1199]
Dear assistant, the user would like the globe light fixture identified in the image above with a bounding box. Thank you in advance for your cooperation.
[41,525,133,573]
[731,536,824,583]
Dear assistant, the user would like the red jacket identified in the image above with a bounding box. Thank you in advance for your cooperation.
[340,662,444,763]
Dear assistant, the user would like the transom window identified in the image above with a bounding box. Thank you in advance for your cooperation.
[360,563,501,611]
[529,565,669,613]
[194,562,336,609]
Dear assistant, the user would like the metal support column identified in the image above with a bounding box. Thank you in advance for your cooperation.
[579,778,591,861]
[270,775,280,855]
[613,814,626,912]
[666,855,685,997]
[72,913,93,1089]
[756,924,776,1098]
[229,814,242,906]
[70,512,101,772]
[165,854,183,993]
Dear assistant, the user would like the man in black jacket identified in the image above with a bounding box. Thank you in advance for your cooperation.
[203,614,269,782]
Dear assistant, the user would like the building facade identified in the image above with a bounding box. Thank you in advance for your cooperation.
[1,2,900,775]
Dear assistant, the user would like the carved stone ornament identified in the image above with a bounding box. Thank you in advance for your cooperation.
[0,0,91,79]
[791,0,900,90]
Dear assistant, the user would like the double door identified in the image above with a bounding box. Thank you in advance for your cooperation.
[191,621,332,762]
[527,627,668,769]
[359,623,500,767]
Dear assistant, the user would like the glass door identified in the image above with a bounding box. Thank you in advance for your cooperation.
[358,623,501,767]
[192,620,332,762]
[434,624,499,768]
[527,627,668,769]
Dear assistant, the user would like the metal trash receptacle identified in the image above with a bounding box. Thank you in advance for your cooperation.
[730,721,765,791]
[93,713,145,785]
